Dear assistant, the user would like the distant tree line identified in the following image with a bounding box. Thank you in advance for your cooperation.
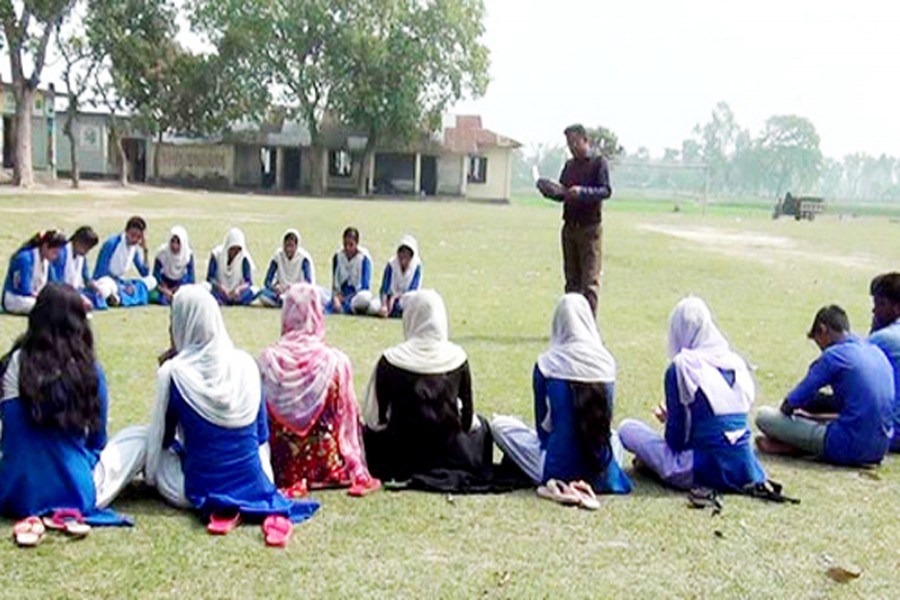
[514,101,900,202]
[0,0,489,191]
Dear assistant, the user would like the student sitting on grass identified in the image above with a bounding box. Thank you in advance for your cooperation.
[867,273,900,452]
[619,297,768,493]
[259,229,315,308]
[150,226,195,306]
[258,284,380,496]
[374,235,422,319]
[362,290,493,484]
[206,227,258,306]
[756,305,895,466]
[52,226,104,311]
[2,229,67,315]
[0,285,148,543]
[146,285,319,546]
[492,294,632,501]
[93,216,157,308]
[330,226,374,315]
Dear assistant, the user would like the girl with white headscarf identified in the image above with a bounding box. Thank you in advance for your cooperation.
[491,294,632,495]
[330,226,375,315]
[205,228,258,306]
[618,296,767,492]
[362,289,493,484]
[374,235,422,318]
[151,226,195,305]
[145,285,319,533]
[259,229,316,308]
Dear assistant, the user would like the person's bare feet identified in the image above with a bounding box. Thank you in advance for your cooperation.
[755,435,804,456]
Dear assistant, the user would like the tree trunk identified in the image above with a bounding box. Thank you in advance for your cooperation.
[309,144,324,197]
[355,137,376,196]
[12,84,34,187]
[153,131,162,182]
[64,105,80,188]
[109,119,128,186]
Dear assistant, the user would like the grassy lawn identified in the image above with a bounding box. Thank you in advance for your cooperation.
[1,186,898,598]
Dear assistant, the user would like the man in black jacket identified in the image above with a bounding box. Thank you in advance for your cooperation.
[537,124,611,314]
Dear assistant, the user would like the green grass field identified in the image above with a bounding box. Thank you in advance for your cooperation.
[1,187,898,598]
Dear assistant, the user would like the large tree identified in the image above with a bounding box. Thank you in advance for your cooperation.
[328,0,489,195]
[85,0,178,184]
[190,0,333,194]
[0,0,76,186]
[757,115,822,196]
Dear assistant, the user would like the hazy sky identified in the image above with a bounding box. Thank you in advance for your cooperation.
[454,0,900,158]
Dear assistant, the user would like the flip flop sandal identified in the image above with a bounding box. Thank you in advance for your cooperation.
[262,515,293,548]
[568,480,602,511]
[13,516,45,547]
[536,479,582,506]
[207,511,242,535]
[43,509,91,538]
[348,475,382,497]
[280,480,309,499]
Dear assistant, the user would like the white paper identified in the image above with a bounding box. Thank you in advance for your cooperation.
[531,165,541,183]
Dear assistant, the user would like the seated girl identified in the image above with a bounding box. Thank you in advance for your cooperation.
[375,235,422,318]
[206,228,258,306]
[92,216,157,308]
[0,285,147,535]
[151,226,195,306]
[259,229,316,308]
[330,227,374,315]
[51,226,104,310]
[362,290,493,483]
[146,285,319,545]
[258,284,380,496]
[618,297,767,493]
[492,294,632,496]
[2,230,67,315]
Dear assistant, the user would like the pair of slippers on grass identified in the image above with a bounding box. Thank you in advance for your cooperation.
[536,479,601,510]
[13,509,91,547]
[207,512,293,547]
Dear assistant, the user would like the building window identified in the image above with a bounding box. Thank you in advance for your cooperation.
[329,150,352,177]
[468,156,487,184]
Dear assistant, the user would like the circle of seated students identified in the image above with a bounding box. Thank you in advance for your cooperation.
[1,220,900,546]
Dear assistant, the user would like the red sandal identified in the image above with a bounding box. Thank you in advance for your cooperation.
[207,511,241,535]
[43,509,91,538]
[262,515,292,548]
[13,516,45,547]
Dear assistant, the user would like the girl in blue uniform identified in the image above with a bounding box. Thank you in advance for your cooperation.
[93,216,157,307]
[206,228,257,306]
[492,294,632,496]
[375,235,422,318]
[619,297,767,493]
[52,226,104,310]
[330,227,373,315]
[2,230,67,315]
[259,228,315,308]
[145,285,318,543]
[151,226,195,305]
[0,284,147,532]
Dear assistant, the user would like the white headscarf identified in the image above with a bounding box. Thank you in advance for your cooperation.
[537,293,616,383]
[108,232,137,278]
[363,289,468,429]
[145,285,261,485]
[333,245,371,291]
[668,296,755,416]
[271,228,315,286]
[155,226,193,281]
[211,228,255,292]
[62,242,86,289]
[30,247,49,293]
[386,235,421,297]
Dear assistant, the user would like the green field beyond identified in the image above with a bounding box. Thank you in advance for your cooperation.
[1,189,898,598]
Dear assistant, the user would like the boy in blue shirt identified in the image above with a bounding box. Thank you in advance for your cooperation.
[868,272,900,452]
[756,305,894,466]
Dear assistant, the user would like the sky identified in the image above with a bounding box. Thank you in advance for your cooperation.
[6,0,898,160]
[453,0,900,159]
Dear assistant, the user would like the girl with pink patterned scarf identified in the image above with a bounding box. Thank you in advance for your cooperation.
[258,283,380,497]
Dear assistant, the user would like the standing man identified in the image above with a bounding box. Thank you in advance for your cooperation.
[537,124,611,314]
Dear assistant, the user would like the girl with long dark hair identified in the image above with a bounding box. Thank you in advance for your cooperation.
[0,284,147,533]
[2,229,67,315]
[492,294,632,502]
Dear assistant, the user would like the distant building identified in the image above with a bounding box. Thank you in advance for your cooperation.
[55,110,149,182]
[0,83,57,175]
